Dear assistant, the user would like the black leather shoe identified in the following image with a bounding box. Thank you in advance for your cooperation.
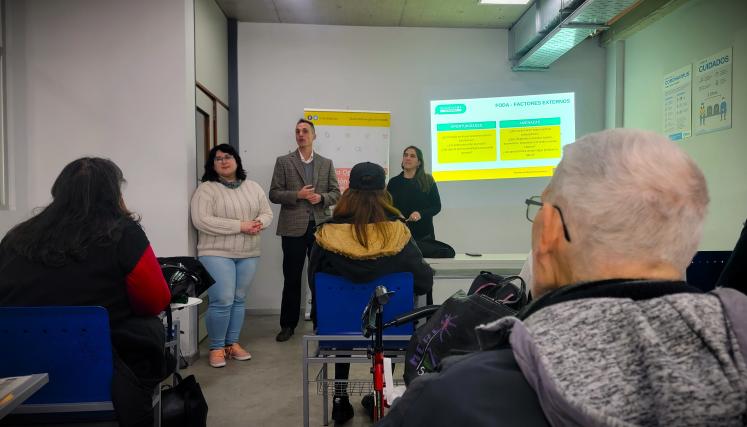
[275,327,294,342]
[361,393,375,421]
[331,396,354,424]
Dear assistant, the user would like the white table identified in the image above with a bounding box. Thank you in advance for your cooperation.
[425,253,528,304]
[170,296,202,310]
[170,297,203,364]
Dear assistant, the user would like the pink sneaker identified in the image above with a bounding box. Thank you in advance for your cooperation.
[209,348,226,368]
[225,343,252,361]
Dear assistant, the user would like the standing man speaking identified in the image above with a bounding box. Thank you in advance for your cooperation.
[270,119,341,342]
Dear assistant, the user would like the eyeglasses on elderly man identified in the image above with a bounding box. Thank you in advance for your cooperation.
[525,196,571,242]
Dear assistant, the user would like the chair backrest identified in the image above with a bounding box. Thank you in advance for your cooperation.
[0,306,114,407]
[315,272,414,336]
[687,251,732,292]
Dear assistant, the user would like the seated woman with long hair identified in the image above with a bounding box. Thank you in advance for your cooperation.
[0,157,171,427]
[308,162,433,424]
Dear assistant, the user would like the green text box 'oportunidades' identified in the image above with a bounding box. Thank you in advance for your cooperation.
[437,121,497,131]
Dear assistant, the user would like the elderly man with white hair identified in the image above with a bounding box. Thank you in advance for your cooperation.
[376,129,747,427]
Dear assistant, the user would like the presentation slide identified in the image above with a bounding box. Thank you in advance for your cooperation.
[430,92,575,181]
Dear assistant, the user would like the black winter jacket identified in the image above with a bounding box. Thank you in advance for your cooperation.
[308,217,434,327]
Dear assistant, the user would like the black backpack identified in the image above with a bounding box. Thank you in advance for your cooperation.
[403,272,527,385]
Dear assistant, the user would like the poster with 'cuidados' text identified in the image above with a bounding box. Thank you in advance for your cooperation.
[693,47,732,136]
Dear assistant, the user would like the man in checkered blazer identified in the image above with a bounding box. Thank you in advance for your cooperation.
[269,118,341,342]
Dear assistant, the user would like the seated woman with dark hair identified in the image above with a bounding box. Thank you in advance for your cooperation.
[308,162,434,424]
[0,157,171,427]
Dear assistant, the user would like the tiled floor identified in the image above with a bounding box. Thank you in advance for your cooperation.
[182,314,379,427]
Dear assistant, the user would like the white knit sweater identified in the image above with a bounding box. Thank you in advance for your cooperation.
[190,180,274,258]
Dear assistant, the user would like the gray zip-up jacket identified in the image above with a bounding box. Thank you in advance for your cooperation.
[377,280,747,427]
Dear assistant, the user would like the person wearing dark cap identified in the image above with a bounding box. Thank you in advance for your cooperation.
[308,162,434,424]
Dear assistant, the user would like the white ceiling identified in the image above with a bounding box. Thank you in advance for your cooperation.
[215,0,532,29]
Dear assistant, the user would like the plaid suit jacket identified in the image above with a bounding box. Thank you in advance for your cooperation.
[269,150,341,237]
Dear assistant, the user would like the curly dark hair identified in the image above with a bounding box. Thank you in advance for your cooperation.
[1,157,139,266]
[201,144,247,182]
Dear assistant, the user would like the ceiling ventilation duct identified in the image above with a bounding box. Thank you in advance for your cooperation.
[509,0,638,71]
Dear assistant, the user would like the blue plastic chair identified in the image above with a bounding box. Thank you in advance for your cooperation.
[315,272,415,337]
[304,272,414,427]
[0,306,116,422]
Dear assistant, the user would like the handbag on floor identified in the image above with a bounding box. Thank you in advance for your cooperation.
[161,373,208,427]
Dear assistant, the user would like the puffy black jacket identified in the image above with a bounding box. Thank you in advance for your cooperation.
[308,217,433,327]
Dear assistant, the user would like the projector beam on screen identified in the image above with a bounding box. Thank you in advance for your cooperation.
[430,93,575,182]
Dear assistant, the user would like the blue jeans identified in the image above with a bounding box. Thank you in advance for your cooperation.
[200,256,259,350]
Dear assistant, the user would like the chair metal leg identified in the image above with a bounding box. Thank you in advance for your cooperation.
[173,319,181,385]
[302,336,310,427]
[153,385,161,427]
[322,362,329,426]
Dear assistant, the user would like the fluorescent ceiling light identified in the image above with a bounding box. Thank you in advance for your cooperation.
[479,0,531,4]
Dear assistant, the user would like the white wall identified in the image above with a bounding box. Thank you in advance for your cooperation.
[3,0,196,256]
[605,40,625,129]
[238,23,606,311]
[195,0,228,104]
[194,0,229,254]
[611,0,747,249]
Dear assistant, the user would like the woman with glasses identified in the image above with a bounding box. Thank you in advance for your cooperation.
[191,144,273,368]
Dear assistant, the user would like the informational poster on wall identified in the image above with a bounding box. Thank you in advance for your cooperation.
[693,47,732,135]
[303,109,390,193]
[662,65,692,141]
